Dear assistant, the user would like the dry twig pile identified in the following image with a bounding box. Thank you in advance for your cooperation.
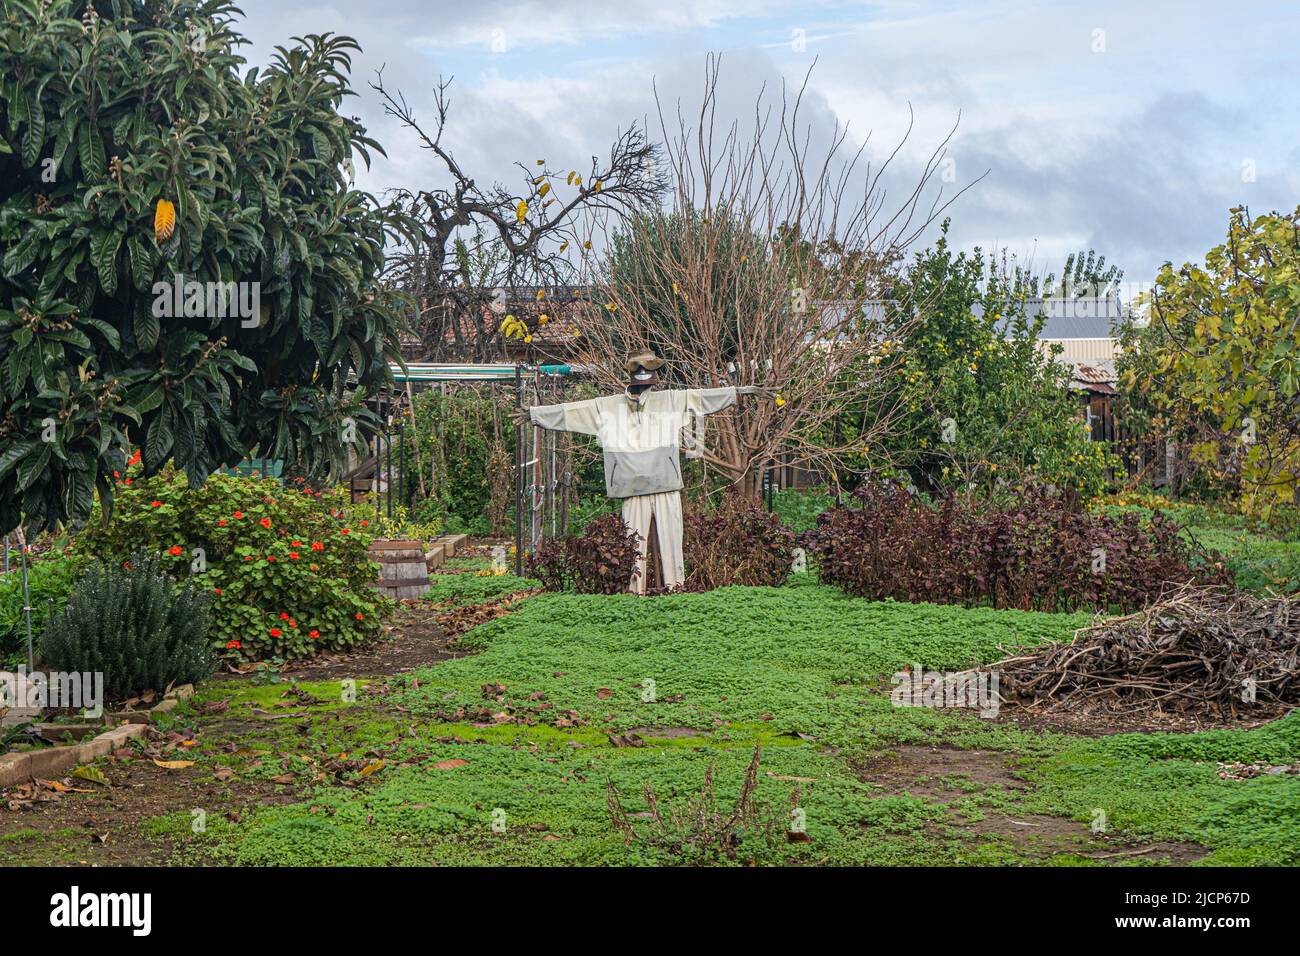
[986,587,1299,719]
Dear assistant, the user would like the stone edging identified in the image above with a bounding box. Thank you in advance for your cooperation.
[0,722,147,788]
[0,683,194,788]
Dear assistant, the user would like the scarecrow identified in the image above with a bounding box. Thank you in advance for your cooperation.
[514,351,773,593]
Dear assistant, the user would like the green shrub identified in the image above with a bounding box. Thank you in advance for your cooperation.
[75,466,390,661]
[0,551,83,668]
[772,488,836,534]
[41,552,215,700]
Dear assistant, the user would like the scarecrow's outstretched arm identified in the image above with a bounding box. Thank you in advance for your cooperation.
[509,397,600,435]
[684,385,775,417]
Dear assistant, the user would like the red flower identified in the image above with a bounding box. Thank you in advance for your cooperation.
[280,612,289,620]
[355,612,364,621]
[310,564,318,571]
[113,470,120,478]
[311,542,323,551]
[218,519,228,527]
[309,629,319,639]
[244,555,253,562]
[226,640,241,650]
[213,588,223,595]
[360,520,370,527]
[269,628,282,638]
[341,528,351,534]
[150,500,162,508]
[291,541,302,548]
[129,449,142,465]
[124,478,132,485]
[167,545,183,556]
[289,619,297,629]
[233,511,244,519]
[266,555,275,562]
[259,517,272,529]
[290,552,300,561]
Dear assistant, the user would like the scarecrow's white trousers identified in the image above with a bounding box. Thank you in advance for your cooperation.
[621,491,684,594]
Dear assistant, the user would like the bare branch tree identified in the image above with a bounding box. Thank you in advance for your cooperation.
[569,54,983,495]
[374,71,665,360]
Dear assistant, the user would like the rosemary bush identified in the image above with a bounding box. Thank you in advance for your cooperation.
[41,551,215,700]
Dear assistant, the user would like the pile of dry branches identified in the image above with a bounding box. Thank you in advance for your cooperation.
[987,587,1299,719]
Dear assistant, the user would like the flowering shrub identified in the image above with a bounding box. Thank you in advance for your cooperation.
[76,466,389,661]
[803,478,1233,613]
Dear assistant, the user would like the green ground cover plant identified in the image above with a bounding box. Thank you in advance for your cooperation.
[135,568,1297,867]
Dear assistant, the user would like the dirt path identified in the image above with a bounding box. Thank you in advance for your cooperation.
[0,603,460,866]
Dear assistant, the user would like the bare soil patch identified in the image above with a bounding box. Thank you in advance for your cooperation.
[0,727,308,866]
[857,744,1206,863]
[275,604,465,680]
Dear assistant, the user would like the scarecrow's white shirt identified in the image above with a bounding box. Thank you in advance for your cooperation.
[529,386,736,498]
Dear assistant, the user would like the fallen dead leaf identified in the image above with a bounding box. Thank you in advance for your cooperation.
[71,766,110,787]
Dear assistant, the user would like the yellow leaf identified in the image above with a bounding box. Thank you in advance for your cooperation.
[154,198,176,243]
[558,241,568,253]
[539,183,550,198]
[359,759,384,777]
[152,759,195,769]
[566,171,576,185]
[515,200,528,223]
[72,766,111,787]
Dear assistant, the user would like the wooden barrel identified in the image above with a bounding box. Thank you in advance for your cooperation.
[369,539,431,600]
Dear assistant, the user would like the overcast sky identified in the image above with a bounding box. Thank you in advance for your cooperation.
[235,0,1299,295]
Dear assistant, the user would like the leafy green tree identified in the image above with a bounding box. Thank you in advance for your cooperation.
[1040,249,1124,299]
[873,222,1118,497]
[1115,205,1300,511]
[0,0,403,532]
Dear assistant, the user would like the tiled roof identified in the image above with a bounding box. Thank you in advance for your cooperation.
[1068,359,1118,393]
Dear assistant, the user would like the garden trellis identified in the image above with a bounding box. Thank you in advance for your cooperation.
[379,363,580,574]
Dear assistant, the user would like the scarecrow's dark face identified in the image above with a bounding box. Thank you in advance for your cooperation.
[627,367,660,394]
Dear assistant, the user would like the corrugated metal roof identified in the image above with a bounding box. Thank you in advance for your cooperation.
[1032,297,1123,339]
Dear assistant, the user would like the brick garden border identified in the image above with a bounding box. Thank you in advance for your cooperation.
[0,684,193,788]
[0,722,147,788]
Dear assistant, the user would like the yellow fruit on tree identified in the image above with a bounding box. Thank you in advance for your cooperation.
[154,198,176,243]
